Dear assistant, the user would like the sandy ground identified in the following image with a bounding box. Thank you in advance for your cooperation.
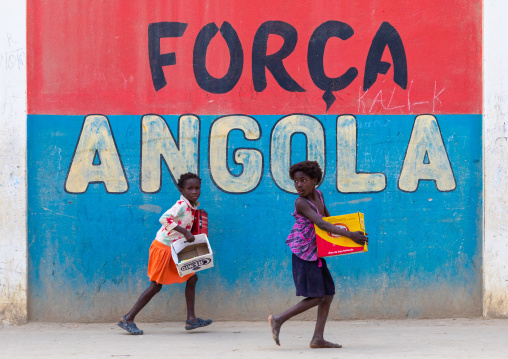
[1,318,507,358]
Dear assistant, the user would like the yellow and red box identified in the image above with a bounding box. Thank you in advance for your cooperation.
[315,212,367,258]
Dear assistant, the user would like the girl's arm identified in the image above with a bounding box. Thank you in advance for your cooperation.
[173,226,195,242]
[159,202,184,226]
[324,204,331,217]
[159,202,195,241]
[295,198,368,245]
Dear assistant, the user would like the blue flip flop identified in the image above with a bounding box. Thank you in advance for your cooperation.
[117,315,143,335]
[185,318,212,330]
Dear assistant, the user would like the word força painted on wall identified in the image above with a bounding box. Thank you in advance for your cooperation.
[149,21,407,110]
[64,114,456,195]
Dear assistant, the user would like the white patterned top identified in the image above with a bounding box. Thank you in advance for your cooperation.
[154,195,199,246]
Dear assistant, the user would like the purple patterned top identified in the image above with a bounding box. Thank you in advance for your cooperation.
[286,190,325,261]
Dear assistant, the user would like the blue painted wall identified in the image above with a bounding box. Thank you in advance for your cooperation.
[27,114,482,321]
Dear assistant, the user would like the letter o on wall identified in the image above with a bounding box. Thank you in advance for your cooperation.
[270,114,325,193]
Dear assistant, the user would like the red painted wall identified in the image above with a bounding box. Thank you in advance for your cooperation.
[28,0,481,115]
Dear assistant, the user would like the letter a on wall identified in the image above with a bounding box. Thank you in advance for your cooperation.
[65,115,128,193]
[398,115,456,192]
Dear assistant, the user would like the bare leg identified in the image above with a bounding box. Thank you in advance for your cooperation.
[184,274,212,330]
[121,281,162,324]
[269,297,324,346]
[185,274,198,322]
[310,295,341,348]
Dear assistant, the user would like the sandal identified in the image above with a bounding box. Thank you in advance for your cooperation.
[117,315,144,335]
[185,317,213,330]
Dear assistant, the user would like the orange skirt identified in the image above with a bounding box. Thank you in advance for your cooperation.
[147,239,194,285]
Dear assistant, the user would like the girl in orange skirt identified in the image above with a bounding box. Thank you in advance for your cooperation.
[117,173,212,335]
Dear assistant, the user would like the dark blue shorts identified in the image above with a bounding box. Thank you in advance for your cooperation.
[292,253,335,298]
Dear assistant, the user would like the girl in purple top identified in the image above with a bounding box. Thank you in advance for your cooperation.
[269,161,368,349]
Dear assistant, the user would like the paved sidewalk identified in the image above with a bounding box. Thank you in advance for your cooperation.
[1,318,507,358]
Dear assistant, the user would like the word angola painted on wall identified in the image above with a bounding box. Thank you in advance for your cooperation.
[65,113,455,195]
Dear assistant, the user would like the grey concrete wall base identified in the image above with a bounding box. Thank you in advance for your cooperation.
[0,2,27,325]
[483,0,508,318]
